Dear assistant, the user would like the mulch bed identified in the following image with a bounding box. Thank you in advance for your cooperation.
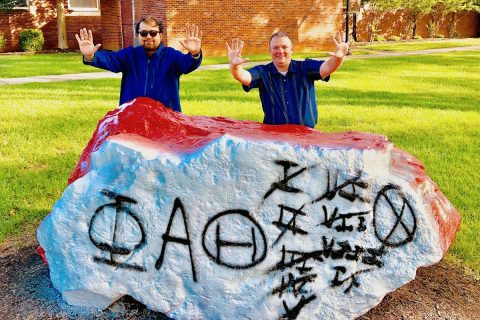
[1,233,478,320]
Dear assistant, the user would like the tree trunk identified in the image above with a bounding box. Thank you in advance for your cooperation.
[57,0,68,49]
[447,12,458,38]
[412,15,417,38]
[478,14,480,37]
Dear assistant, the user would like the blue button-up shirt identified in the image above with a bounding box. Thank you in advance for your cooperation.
[243,59,329,128]
[85,45,202,111]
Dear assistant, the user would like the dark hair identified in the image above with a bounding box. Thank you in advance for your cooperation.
[135,16,164,34]
[269,31,293,47]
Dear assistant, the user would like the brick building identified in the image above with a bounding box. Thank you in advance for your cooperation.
[0,0,478,54]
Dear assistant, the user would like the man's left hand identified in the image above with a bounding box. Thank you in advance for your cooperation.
[179,24,203,56]
[328,31,349,58]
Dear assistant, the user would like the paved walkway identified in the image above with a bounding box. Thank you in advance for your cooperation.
[1,45,479,86]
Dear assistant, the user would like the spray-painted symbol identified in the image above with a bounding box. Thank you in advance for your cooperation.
[202,210,267,269]
[88,189,146,271]
[373,184,417,247]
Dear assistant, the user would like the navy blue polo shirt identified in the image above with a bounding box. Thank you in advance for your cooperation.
[243,59,329,128]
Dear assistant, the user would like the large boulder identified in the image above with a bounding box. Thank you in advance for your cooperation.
[37,97,460,319]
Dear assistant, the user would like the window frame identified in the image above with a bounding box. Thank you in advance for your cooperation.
[12,0,29,10]
[67,0,100,16]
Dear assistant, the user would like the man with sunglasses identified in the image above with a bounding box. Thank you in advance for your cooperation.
[75,16,202,112]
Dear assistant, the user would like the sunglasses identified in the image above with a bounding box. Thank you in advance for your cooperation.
[139,30,160,37]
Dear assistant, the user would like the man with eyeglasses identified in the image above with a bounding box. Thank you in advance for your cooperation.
[75,16,202,112]
[226,31,348,128]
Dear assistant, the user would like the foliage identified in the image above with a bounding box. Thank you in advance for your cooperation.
[414,34,423,39]
[360,0,435,39]
[19,29,44,52]
[360,0,398,42]
[427,4,444,38]
[361,0,480,39]
[374,34,387,41]
[0,31,5,51]
[389,35,402,41]
[397,0,437,38]
[428,0,480,38]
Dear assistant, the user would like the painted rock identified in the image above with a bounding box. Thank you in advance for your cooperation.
[37,97,460,319]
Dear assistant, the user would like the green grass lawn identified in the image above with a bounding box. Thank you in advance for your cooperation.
[0,51,479,274]
[1,38,479,77]
[353,37,480,55]
[0,53,99,78]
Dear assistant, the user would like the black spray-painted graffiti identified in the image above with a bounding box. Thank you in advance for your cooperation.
[373,184,417,248]
[262,160,417,318]
[89,193,268,280]
[87,159,418,320]
[88,189,146,271]
[155,198,197,282]
[202,210,267,269]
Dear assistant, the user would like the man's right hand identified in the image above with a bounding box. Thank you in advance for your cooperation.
[226,38,252,86]
[226,38,249,66]
[75,28,101,61]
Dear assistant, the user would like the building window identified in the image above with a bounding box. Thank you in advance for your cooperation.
[68,0,99,11]
[13,0,29,9]
[67,0,100,16]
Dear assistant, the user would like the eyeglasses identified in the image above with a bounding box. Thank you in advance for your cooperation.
[139,30,160,37]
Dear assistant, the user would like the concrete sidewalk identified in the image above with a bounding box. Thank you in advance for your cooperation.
[1,45,479,86]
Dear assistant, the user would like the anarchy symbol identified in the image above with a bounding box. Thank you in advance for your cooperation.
[373,184,417,247]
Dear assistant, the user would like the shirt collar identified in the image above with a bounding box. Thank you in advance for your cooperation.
[269,59,299,76]
[150,43,164,59]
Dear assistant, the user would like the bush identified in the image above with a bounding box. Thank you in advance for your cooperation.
[373,34,386,42]
[19,29,44,52]
[388,35,401,41]
[413,35,423,40]
[0,32,5,51]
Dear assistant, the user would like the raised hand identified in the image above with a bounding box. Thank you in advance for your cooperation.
[226,38,249,66]
[75,28,101,60]
[328,31,349,58]
[179,24,202,55]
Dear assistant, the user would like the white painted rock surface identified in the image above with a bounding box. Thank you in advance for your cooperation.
[37,98,460,319]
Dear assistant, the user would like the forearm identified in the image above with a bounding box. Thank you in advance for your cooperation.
[83,50,123,73]
[230,64,252,86]
[176,50,202,74]
[320,55,345,79]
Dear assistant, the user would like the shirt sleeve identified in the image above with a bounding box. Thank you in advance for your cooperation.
[305,58,330,82]
[84,49,128,73]
[172,48,202,75]
[242,66,262,92]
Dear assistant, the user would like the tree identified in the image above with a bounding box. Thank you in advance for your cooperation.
[439,0,480,37]
[428,0,453,37]
[360,0,398,41]
[399,0,437,38]
[56,0,68,49]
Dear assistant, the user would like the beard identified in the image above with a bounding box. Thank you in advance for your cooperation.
[142,41,160,54]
